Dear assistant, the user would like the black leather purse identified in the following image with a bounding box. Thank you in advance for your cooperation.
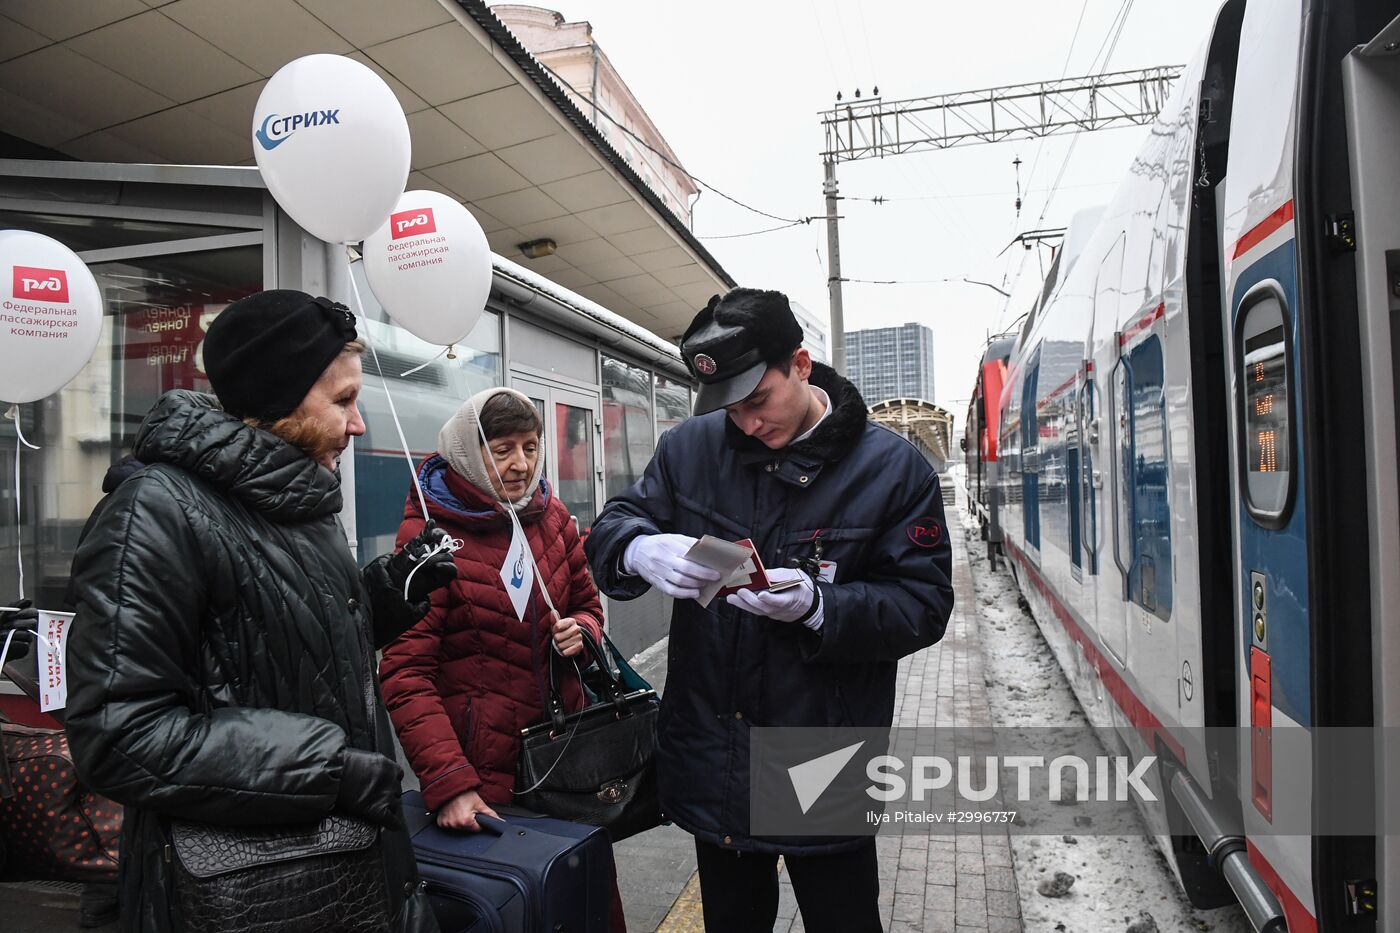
[514,628,662,842]
[167,813,391,933]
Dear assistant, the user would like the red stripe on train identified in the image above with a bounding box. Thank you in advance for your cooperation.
[1003,540,1186,764]
[1118,303,1165,347]
[1231,200,1295,261]
[1247,840,1318,933]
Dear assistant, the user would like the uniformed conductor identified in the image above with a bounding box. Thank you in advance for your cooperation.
[585,288,954,933]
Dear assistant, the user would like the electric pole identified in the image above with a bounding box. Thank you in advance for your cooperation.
[823,158,846,374]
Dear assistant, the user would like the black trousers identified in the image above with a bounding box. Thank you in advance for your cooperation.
[694,838,883,933]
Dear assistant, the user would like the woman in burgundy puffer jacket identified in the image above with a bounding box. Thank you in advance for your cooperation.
[380,387,626,930]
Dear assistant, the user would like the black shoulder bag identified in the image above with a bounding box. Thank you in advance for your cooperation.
[167,814,392,933]
[514,628,662,841]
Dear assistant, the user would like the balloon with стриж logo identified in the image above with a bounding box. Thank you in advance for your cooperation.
[361,190,491,346]
[0,230,103,404]
[251,54,411,245]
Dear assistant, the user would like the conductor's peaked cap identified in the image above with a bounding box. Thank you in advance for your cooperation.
[679,288,804,415]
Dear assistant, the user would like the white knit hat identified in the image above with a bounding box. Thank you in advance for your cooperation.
[438,386,546,512]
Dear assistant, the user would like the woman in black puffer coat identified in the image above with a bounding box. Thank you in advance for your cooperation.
[65,291,455,933]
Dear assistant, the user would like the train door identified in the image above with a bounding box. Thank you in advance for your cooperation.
[1020,349,1042,558]
[511,375,603,533]
[1219,4,1317,925]
[1343,13,1400,926]
[1095,238,1127,666]
[1076,361,1099,579]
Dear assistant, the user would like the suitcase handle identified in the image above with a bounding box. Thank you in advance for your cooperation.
[474,814,509,836]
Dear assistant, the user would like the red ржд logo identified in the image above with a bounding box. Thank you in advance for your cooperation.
[13,266,69,303]
[390,207,437,240]
[906,517,943,548]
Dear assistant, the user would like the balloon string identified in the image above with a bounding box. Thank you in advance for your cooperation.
[473,405,557,618]
[6,407,39,450]
[0,630,14,679]
[400,345,449,378]
[4,406,32,601]
[0,627,57,679]
[343,246,430,521]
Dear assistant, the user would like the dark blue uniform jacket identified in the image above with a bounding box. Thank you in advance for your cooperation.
[585,364,954,854]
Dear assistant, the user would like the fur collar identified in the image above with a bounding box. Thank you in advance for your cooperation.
[724,363,868,464]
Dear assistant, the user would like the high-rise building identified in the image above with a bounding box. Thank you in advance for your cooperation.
[790,300,831,364]
[845,323,936,404]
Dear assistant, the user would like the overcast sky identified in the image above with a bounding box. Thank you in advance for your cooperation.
[509,0,1225,409]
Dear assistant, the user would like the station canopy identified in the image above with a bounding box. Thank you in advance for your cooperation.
[0,0,732,341]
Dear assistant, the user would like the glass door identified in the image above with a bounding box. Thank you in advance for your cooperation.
[0,239,262,609]
[511,375,602,534]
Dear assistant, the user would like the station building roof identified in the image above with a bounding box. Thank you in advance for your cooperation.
[0,0,733,341]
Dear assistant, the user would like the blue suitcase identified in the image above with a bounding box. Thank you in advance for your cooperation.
[402,791,612,933]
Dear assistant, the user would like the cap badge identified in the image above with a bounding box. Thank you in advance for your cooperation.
[694,353,718,375]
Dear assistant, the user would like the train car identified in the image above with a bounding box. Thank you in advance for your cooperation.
[992,1,1398,930]
[962,333,1016,557]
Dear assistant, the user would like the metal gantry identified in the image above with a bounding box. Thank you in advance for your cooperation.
[820,66,1183,163]
[819,65,1184,374]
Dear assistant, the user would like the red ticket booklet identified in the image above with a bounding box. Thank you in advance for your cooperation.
[717,538,770,598]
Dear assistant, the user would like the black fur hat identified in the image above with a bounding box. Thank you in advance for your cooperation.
[680,288,804,414]
[204,289,357,421]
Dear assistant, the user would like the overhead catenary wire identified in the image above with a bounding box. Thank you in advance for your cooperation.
[529,60,816,227]
[1035,0,1137,226]
[1001,0,1137,324]
[807,0,844,91]
[699,219,813,240]
[1015,0,1095,229]
[844,181,1119,204]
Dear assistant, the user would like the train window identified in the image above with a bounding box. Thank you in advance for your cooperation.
[1110,337,1173,620]
[1128,336,1172,620]
[1021,351,1041,552]
[1078,374,1098,575]
[1068,386,1082,572]
[1236,284,1293,525]
[602,355,656,500]
[1111,357,1132,593]
[654,374,691,440]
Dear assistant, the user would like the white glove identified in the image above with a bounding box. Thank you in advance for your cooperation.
[726,568,821,627]
[623,534,725,600]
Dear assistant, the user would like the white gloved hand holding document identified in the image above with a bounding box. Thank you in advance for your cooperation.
[725,567,819,625]
[623,533,727,600]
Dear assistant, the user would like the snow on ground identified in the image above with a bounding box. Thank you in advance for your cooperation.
[955,486,1252,933]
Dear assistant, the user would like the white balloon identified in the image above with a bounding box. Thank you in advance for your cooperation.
[0,230,104,404]
[252,54,411,244]
[362,191,492,346]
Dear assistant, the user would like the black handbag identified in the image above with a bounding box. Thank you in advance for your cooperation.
[167,813,392,933]
[514,628,663,842]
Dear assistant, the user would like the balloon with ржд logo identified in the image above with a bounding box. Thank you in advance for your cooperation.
[361,190,491,346]
[0,230,103,404]
[252,54,411,245]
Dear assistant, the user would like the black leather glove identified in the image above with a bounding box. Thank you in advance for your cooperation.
[386,520,458,605]
[0,598,38,633]
[335,748,404,830]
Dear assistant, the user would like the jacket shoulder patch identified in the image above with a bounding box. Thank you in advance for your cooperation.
[906,518,943,548]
